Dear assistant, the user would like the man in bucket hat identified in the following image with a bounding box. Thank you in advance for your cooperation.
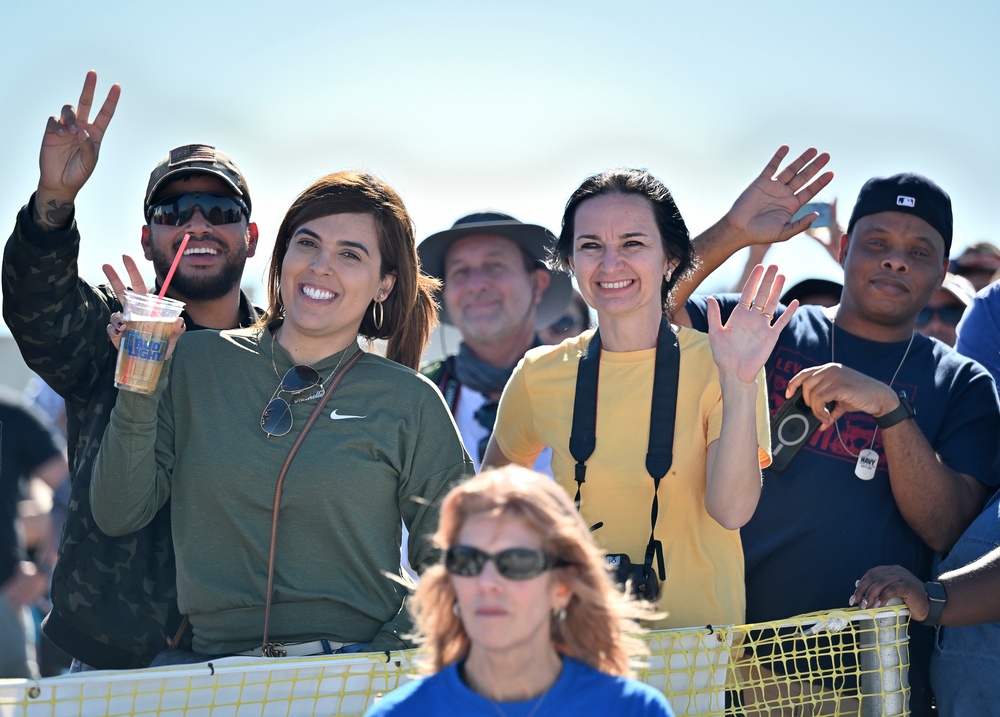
[2,72,261,670]
[418,212,572,472]
[676,161,1000,715]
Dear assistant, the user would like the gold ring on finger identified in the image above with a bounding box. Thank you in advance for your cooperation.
[738,300,753,310]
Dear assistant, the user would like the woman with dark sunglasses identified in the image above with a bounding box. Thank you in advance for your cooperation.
[539,288,594,346]
[913,272,974,347]
[483,168,795,631]
[91,171,474,664]
[366,466,674,716]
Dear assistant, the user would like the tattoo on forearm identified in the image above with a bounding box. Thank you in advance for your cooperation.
[34,199,73,229]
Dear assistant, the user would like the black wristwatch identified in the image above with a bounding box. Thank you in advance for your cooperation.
[875,391,915,429]
[919,580,947,626]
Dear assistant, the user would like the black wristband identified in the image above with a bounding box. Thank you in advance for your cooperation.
[875,391,915,430]
[919,580,947,626]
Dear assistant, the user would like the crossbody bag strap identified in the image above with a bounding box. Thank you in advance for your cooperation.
[568,330,601,509]
[260,348,365,657]
[644,318,679,580]
[438,355,461,412]
[569,317,679,580]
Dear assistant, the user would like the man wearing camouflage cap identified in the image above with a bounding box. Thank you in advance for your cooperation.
[2,72,261,669]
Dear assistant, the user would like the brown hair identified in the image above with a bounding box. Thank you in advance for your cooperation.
[409,466,651,677]
[259,171,440,369]
[553,168,695,315]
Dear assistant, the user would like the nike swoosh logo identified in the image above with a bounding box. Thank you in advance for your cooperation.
[330,409,367,420]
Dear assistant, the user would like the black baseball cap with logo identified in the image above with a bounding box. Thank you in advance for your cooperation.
[847,173,952,255]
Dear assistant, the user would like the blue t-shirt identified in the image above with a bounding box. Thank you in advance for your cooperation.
[364,656,674,716]
[687,297,1000,716]
[956,281,1000,385]
[930,481,1000,713]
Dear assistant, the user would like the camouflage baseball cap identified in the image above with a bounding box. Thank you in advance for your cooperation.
[144,144,252,215]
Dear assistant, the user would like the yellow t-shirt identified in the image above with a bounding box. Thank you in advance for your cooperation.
[493,326,770,628]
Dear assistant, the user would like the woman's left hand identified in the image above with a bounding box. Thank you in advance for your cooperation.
[706,264,797,384]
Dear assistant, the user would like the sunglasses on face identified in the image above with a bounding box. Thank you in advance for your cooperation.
[260,365,321,437]
[546,313,582,336]
[916,306,965,327]
[445,545,567,581]
[146,192,248,227]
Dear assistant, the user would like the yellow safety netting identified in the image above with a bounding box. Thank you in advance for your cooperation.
[0,604,910,717]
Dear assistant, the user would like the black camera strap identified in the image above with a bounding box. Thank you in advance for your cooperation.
[569,316,679,581]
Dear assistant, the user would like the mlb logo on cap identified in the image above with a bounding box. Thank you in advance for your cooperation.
[848,173,953,254]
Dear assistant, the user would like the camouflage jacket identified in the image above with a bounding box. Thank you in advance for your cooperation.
[1,197,260,669]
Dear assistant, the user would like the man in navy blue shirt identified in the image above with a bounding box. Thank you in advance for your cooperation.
[672,154,1000,715]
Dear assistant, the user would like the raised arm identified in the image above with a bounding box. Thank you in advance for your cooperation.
[2,72,122,401]
[674,146,832,326]
[703,265,798,528]
[91,310,184,536]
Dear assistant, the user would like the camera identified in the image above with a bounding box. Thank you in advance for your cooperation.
[606,553,660,602]
[770,387,823,472]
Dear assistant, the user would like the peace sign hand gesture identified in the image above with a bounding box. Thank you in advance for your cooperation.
[36,71,121,229]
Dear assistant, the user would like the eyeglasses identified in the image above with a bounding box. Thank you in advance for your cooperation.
[546,313,582,336]
[260,365,321,437]
[916,306,965,327]
[473,401,499,463]
[146,192,248,227]
[444,545,567,581]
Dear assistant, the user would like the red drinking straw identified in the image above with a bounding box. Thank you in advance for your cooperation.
[158,234,190,299]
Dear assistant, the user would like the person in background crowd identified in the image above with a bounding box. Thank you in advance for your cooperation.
[2,71,263,669]
[778,278,842,308]
[91,170,474,663]
[674,161,1000,715]
[540,288,594,345]
[21,376,72,676]
[852,487,1000,716]
[913,272,974,347]
[418,212,572,472]
[949,240,1000,291]
[0,389,68,678]
[956,279,1000,382]
[364,466,674,716]
[860,277,1000,715]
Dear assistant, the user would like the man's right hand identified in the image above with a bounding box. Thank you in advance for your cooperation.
[35,70,121,231]
[723,145,834,248]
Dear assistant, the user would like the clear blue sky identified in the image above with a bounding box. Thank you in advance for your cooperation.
[2,0,998,338]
